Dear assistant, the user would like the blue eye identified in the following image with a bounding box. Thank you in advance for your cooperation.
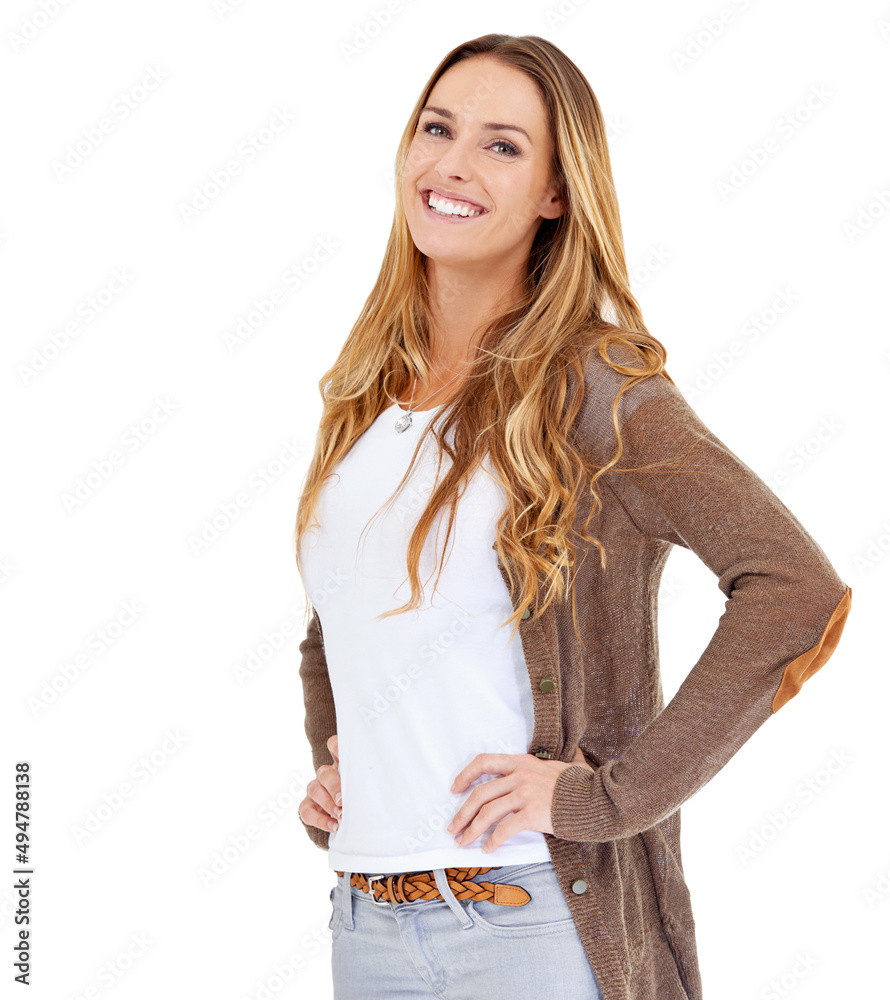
[419,121,520,158]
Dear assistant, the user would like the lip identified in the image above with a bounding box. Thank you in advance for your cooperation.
[420,187,489,223]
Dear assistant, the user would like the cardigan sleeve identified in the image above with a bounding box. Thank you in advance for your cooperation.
[297,606,337,851]
[550,358,853,843]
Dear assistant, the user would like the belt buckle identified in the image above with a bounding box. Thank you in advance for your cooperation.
[366,874,392,906]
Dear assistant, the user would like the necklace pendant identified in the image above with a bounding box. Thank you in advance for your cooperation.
[394,410,414,433]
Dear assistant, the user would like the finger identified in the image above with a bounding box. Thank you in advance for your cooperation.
[321,753,342,804]
[320,737,341,801]
[451,753,516,793]
[455,790,525,851]
[449,775,515,839]
[300,797,340,833]
[308,772,342,820]
[300,795,339,832]
[481,810,525,854]
[319,766,343,819]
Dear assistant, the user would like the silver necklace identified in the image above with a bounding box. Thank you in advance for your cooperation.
[394,369,466,433]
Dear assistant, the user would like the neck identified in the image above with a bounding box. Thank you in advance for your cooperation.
[424,257,526,369]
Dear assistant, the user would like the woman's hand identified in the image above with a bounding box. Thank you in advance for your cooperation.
[298,734,342,833]
[446,746,595,853]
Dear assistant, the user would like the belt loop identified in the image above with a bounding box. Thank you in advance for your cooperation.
[341,871,355,930]
[433,868,473,929]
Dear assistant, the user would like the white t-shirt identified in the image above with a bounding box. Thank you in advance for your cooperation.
[298,399,551,872]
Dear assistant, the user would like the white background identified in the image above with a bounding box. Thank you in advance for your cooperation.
[2,1,886,998]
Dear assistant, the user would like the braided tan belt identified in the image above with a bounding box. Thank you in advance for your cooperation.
[334,866,531,907]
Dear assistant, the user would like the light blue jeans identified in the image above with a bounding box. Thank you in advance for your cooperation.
[327,860,605,999]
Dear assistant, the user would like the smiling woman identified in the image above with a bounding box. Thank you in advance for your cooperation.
[400,55,564,346]
[293,32,852,1000]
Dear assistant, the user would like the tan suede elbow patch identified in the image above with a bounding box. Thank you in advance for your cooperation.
[772,585,853,712]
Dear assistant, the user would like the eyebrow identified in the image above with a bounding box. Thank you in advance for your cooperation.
[420,106,532,143]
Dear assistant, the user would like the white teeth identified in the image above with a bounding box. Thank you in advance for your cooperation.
[427,192,482,217]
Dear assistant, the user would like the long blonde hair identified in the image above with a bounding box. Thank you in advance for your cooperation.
[294,33,682,646]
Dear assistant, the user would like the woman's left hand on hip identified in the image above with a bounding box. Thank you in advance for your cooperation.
[446,747,595,852]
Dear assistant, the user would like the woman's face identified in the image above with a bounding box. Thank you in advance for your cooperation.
[402,55,563,271]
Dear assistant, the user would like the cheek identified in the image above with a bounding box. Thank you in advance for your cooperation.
[400,172,421,208]
[499,184,531,217]
[404,141,432,174]
[401,164,425,203]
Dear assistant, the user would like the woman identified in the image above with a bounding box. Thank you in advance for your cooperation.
[293,33,852,1000]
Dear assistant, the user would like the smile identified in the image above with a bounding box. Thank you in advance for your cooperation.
[420,189,488,222]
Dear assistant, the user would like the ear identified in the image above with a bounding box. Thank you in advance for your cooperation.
[538,181,565,221]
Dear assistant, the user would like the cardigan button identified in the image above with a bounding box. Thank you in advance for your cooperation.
[571,879,588,895]
[520,607,531,620]
[533,749,552,759]
[538,677,555,693]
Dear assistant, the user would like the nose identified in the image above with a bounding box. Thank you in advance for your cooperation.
[431,137,475,183]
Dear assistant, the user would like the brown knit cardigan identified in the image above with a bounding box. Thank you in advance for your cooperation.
[297,336,853,999]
